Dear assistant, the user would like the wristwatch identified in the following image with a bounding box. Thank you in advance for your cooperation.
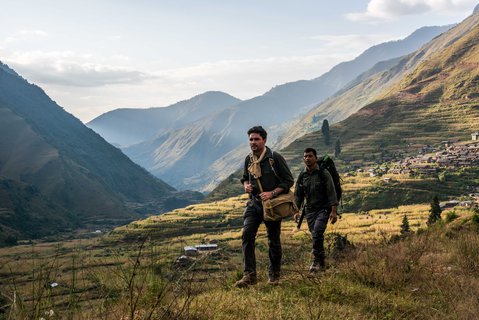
[272,190,277,198]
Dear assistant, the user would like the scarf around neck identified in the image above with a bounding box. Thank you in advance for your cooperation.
[248,147,267,179]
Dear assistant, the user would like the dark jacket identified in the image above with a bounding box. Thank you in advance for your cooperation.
[294,165,339,211]
[240,147,294,197]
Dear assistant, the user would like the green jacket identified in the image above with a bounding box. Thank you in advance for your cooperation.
[294,165,339,211]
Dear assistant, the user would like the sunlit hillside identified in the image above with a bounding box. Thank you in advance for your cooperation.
[1,186,478,318]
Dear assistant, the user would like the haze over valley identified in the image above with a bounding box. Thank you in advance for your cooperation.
[1,2,479,318]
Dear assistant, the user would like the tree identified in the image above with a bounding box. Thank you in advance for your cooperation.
[427,195,442,226]
[400,215,410,235]
[334,139,341,158]
[321,119,330,145]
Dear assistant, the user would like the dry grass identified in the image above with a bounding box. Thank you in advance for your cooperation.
[1,187,477,319]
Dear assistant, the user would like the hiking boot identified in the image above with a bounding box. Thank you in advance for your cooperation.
[309,261,326,274]
[267,274,280,286]
[234,274,257,288]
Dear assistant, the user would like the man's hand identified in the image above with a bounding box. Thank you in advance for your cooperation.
[293,212,301,223]
[244,182,253,194]
[329,206,338,224]
[259,191,274,201]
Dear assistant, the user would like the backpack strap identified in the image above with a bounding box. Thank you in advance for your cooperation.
[268,149,279,179]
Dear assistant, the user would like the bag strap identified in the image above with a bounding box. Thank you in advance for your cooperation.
[256,177,264,193]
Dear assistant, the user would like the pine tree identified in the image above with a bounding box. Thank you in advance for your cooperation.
[321,119,330,145]
[400,214,410,235]
[427,195,442,226]
[334,139,341,158]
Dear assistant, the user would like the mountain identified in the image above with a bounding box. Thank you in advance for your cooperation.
[280,13,479,172]
[88,25,452,193]
[173,25,452,192]
[308,25,454,95]
[208,10,479,202]
[276,21,478,149]
[87,91,242,147]
[0,62,202,245]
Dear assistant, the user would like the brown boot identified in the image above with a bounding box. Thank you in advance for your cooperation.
[268,272,280,285]
[309,261,326,274]
[234,273,257,288]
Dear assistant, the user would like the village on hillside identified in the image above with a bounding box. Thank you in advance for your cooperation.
[349,132,478,176]
[391,137,479,176]
[347,132,479,209]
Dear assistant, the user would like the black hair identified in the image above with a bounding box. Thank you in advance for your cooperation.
[303,148,317,157]
[247,126,267,140]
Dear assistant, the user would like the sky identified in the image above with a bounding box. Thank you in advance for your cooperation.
[0,0,477,122]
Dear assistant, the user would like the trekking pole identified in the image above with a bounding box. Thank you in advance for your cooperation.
[295,206,306,231]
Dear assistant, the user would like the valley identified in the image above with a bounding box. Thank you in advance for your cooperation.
[1,5,479,319]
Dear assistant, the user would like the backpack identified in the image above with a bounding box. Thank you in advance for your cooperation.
[317,154,342,202]
[298,154,342,203]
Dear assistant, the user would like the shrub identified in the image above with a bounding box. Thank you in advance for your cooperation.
[445,211,459,223]
[472,213,479,227]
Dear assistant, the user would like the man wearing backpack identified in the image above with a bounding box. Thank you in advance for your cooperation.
[235,126,294,288]
[294,148,339,273]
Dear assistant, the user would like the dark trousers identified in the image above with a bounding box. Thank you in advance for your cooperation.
[242,199,282,277]
[306,208,331,264]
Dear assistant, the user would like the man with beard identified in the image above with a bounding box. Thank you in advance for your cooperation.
[235,126,294,287]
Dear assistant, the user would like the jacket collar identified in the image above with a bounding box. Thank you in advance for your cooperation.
[305,163,319,173]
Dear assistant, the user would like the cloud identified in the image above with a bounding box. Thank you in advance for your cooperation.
[3,29,48,44]
[346,0,477,22]
[18,30,48,37]
[4,50,152,87]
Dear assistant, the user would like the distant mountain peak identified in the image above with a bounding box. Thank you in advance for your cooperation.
[0,61,21,78]
[474,3,479,14]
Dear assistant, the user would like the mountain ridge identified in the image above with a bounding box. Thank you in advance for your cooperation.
[0,61,202,245]
[88,91,242,147]
[208,12,479,201]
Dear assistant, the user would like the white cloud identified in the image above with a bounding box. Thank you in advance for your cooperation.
[28,53,353,122]
[18,30,48,37]
[346,0,477,21]
[3,50,152,86]
[0,37,389,121]
[3,29,48,44]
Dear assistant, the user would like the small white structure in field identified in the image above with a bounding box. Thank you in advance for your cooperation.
[195,244,218,251]
[184,246,198,256]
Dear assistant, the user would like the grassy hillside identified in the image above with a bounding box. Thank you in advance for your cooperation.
[1,188,478,318]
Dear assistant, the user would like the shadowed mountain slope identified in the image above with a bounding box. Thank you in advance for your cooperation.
[0,62,202,245]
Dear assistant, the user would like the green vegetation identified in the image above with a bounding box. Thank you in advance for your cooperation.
[334,138,341,158]
[0,64,203,245]
[0,202,477,319]
[445,211,460,223]
[321,119,330,145]
[428,195,442,226]
[400,214,410,235]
